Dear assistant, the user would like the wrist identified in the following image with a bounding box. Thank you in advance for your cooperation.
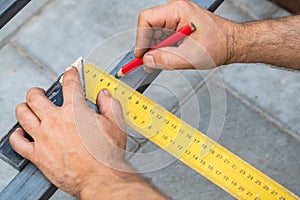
[224,21,245,65]
[77,161,132,199]
[77,161,167,200]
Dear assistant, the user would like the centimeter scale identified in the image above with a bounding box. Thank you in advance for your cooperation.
[74,58,298,200]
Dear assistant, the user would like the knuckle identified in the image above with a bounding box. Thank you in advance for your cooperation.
[9,132,17,144]
[171,0,192,11]
[64,67,78,77]
[138,7,157,21]
[138,9,148,19]
[15,104,38,130]
[16,103,25,114]
[16,103,28,120]
[172,0,188,6]
[26,87,43,104]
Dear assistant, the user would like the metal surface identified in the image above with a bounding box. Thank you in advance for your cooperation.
[0,163,57,200]
[0,0,223,199]
[0,0,31,29]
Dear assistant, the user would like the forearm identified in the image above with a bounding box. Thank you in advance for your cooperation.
[78,162,167,200]
[229,15,300,69]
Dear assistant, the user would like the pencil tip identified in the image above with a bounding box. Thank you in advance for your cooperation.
[116,70,124,78]
[114,73,120,79]
[190,22,196,31]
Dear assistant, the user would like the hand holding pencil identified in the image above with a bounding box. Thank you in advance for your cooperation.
[116,23,196,78]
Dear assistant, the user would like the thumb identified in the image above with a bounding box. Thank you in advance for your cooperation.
[143,46,192,71]
[96,89,125,130]
[9,128,34,161]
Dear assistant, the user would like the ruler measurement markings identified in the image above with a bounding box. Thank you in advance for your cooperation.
[100,68,290,199]
[83,62,297,200]
[183,145,273,200]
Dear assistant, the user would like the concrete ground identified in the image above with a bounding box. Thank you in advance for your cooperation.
[0,0,299,199]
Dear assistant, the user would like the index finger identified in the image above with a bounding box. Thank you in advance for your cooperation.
[62,66,86,106]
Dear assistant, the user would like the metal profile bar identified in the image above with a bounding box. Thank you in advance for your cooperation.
[0,0,223,199]
[0,163,57,200]
[0,0,31,29]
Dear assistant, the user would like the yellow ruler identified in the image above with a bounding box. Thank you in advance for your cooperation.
[77,59,298,200]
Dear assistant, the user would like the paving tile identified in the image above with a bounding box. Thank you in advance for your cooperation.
[0,44,53,193]
[0,0,50,46]
[220,64,300,137]
[229,0,280,19]
[128,81,300,199]
[271,7,291,18]
[215,0,254,22]
[12,0,168,75]
[126,126,147,144]
[217,87,300,197]
[215,0,299,137]
[125,135,140,160]
[0,161,17,192]
[49,189,76,200]
[0,44,53,138]
[216,0,287,22]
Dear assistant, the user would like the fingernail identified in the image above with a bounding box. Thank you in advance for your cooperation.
[144,54,155,68]
[102,89,111,96]
[143,66,154,74]
[65,66,73,72]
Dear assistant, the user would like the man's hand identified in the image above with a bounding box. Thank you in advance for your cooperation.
[135,0,238,72]
[136,0,300,71]
[9,67,166,199]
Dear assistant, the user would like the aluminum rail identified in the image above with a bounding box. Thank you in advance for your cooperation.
[0,0,31,29]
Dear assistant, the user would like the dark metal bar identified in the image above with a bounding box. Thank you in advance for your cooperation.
[0,0,223,199]
[191,0,223,11]
[0,163,57,200]
[0,0,31,29]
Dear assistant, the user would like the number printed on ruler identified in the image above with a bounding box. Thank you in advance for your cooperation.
[81,60,298,200]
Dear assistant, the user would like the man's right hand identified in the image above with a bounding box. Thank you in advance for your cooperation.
[136,0,300,71]
[135,0,239,72]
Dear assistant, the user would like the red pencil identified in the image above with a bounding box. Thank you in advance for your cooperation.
[117,23,196,77]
